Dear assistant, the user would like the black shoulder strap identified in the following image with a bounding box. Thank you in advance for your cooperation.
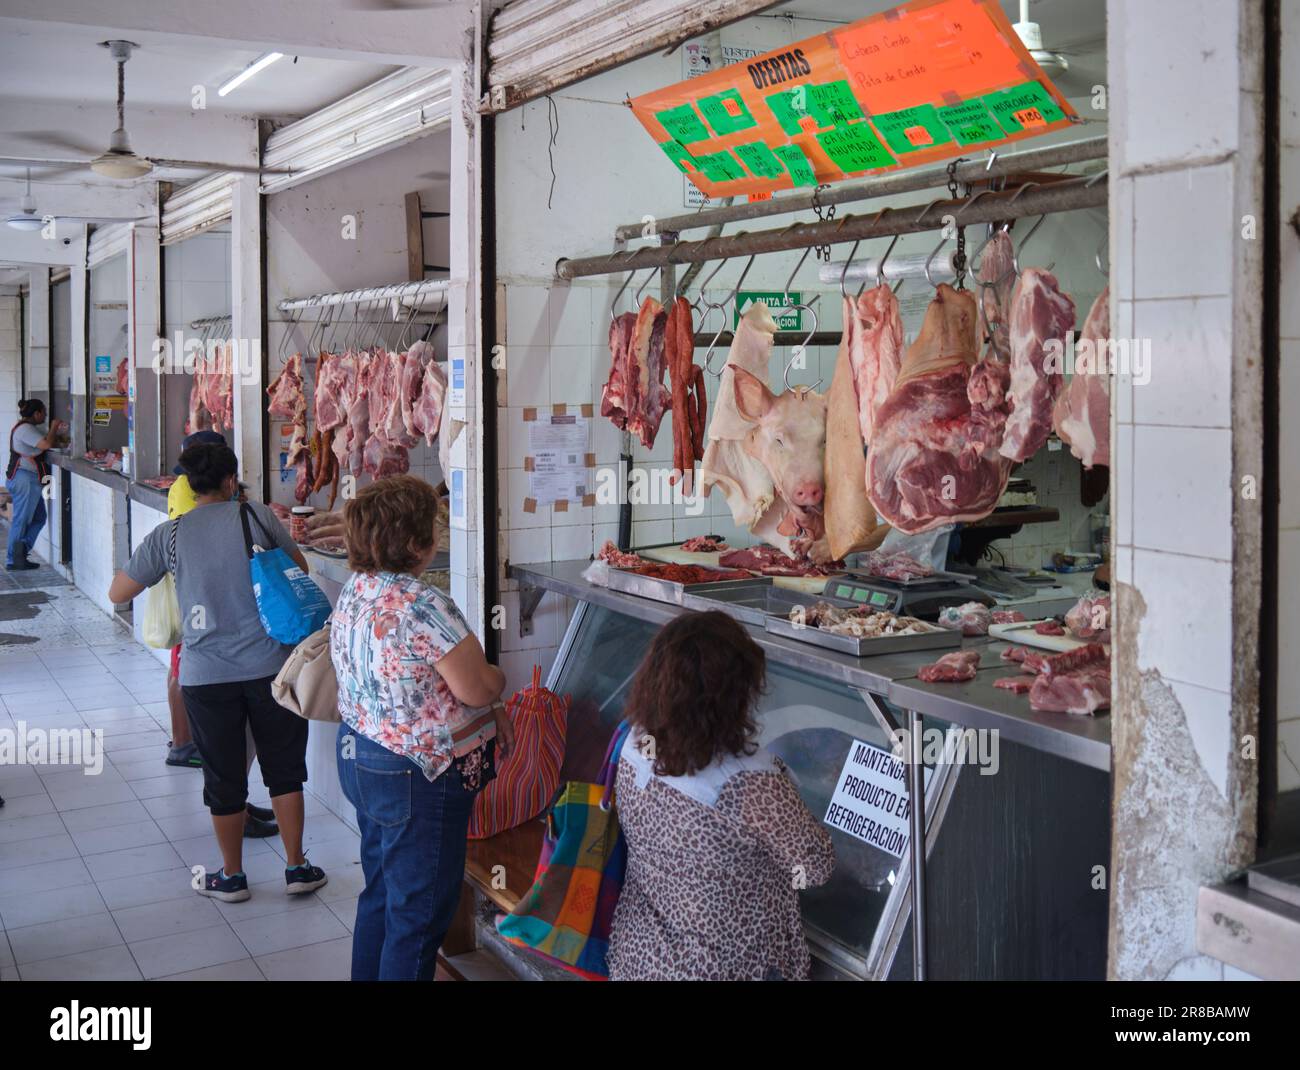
[168,518,179,573]
[239,502,276,559]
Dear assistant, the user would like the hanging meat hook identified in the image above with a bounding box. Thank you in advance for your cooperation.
[701,253,755,376]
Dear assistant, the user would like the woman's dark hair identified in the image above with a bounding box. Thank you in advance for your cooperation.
[344,474,438,574]
[178,443,239,495]
[624,611,765,777]
[18,399,45,420]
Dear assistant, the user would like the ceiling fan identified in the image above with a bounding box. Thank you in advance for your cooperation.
[2,166,132,230]
[1012,0,1105,94]
[3,40,290,181]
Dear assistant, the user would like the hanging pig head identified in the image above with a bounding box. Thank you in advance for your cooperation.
[730,365,829,561]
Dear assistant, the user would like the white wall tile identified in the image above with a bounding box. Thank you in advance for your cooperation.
[1113,298,1134,426]
[1132,165,1234,300]
[1134,549,1232,692]
[1131,426,1232,560]
[1114,423,1134,547]
[551,524,594,562]
[1279,531,1300,722]
[506,469,547,530]
[1131,297,1232,428]
[1113,0,1239,173]
[547,286,592,346]
[504,346,550,408]
[504,285,550,350]
[1280,341,1300,530]
[549,344,593,406]
[1279,718,1300,793]
[506,527,551,570]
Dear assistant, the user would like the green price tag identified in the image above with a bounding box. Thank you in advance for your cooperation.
[815,123,895,173]
[765,88,812,136]
[982,81,1065,134]
[936,100,1005,145]
[658,139,697,174]
[733,140,785,180]
[807,80,864,127]
[772,143,819,186]
[655,103,712,145]
[696,89,758,136]
[692,149,748,184]
[870,104,953,154]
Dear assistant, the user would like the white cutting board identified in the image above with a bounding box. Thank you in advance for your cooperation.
[989,619,1091,653]
[640,546,835,593]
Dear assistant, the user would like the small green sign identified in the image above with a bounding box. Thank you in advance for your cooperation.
[692,149,748,184]
[658,139,697,173]
[772,144,819,186]
[655,103,712,144]
[815,123,895,173]
[936,99,1005,145]
[696,89,758,136]
[870,104,953,155]
[733,140,785,180]
[807,80,864,127]
[765,88,813,136]
[982,81,1065,134]
[736,292,803,330]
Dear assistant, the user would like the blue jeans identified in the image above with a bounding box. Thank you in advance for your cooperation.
[5,469,46,566]
[337,724,480,981]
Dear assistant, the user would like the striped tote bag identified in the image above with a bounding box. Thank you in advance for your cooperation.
[468,665,569,839]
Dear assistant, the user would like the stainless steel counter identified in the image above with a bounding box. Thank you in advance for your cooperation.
[511,559,1110,772]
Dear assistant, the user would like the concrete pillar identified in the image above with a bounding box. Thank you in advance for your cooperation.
[127,223,162,478]
[231,174,265,500]
[24,267,51,407]
[69,233,89,457]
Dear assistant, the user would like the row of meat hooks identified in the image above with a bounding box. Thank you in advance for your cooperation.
[276,286,437,364]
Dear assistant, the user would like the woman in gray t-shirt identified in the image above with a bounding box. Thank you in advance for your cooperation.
[109,443,328,904]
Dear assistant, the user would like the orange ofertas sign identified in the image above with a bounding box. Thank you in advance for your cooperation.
[629,0,1078,199]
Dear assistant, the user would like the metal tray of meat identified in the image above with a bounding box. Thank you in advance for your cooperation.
[763,610,962,657]
[605,566,769,606]
[683,580,813,627]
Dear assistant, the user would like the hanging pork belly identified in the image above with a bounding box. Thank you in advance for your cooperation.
[1053,287,1110,469]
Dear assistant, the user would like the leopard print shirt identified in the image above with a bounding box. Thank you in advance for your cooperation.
[608,745,835,981]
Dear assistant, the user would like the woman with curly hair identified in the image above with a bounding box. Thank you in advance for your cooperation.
[608,610,834,981]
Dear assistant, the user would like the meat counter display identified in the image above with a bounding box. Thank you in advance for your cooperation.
[515,559,1111,981]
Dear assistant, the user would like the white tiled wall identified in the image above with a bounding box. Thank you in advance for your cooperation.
[68,474,128,616]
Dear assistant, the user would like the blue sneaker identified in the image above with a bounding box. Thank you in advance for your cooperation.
[285,860,328,895]
[198,867,250,902]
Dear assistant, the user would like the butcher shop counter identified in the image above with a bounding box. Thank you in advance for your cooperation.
[507,559,1112,981]
[510,559,1110,771]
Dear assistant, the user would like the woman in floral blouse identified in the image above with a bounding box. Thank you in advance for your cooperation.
[332,475,513,981]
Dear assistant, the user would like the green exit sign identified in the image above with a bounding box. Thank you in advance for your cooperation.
[735,291,803,331]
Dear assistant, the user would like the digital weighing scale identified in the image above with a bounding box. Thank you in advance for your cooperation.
[825,572,994,620]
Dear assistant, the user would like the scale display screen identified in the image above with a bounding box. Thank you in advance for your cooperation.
[830,582,893,607]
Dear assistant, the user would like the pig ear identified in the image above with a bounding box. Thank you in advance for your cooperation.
[731,365,774,421]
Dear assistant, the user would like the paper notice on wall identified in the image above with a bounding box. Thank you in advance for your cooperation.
[448,356,466,409]
[527,414,589,504]
[823,739,933,859]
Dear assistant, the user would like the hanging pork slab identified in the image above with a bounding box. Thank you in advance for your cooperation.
[1053,286,1111,468]
[999,268,1077,462]
[867,284,1013,534]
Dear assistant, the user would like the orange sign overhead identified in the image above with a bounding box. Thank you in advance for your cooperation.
[630,0,1079,198]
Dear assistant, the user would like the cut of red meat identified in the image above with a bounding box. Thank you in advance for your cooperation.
[1053,287,1110,468]
[867,285,1013,533]
[1023,643,1107,678]
[1001,645,1029,664]
[1034,619,1066,636]
[917,649,981,683]
[600,297,671,449]
[991,609,1026,624]
[596,540,645,569]
[999,268,1077,462]
[993,675,1034,694]
[1029,664,1110,714]
[680,536,728,553]
[719,545,839,576]
[115,356,129,395]
[409,345,446,447]
[937,601,992,636]
[862,550,934,582]
[1065,592,1111,642]
[267,353,305,420]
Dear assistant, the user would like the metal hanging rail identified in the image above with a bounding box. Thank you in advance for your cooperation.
[277,278,451,313]
[613,135,1107,240]
[189,314,232,330]
[558,174,1107,280]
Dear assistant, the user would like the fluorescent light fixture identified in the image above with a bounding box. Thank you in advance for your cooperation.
[5,214,44,232]
[218,52,284,97]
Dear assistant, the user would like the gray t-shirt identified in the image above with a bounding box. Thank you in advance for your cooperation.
[10,422,45,473]
[126,501,301,686]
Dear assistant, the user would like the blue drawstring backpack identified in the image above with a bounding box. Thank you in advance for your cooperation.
[240,503,331,645]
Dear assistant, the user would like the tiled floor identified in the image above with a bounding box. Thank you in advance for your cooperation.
[0,570,512,982]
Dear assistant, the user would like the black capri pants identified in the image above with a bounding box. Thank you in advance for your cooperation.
[181,675,309,816]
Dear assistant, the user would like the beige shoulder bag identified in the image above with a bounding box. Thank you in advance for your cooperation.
[272,622,341,722]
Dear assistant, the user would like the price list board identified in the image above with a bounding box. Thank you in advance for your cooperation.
[629,0,1077,199]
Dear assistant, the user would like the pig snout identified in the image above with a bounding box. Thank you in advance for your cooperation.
[789,482,823,507]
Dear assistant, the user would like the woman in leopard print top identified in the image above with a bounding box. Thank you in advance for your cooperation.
[607,612,834,981]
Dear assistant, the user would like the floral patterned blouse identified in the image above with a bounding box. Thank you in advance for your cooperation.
[331,571,496,785]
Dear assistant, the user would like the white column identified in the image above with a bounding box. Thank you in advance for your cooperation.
[127,223,162,478]
[230,174,265,500]
[69,233,89,456]
[24,268,51,405]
